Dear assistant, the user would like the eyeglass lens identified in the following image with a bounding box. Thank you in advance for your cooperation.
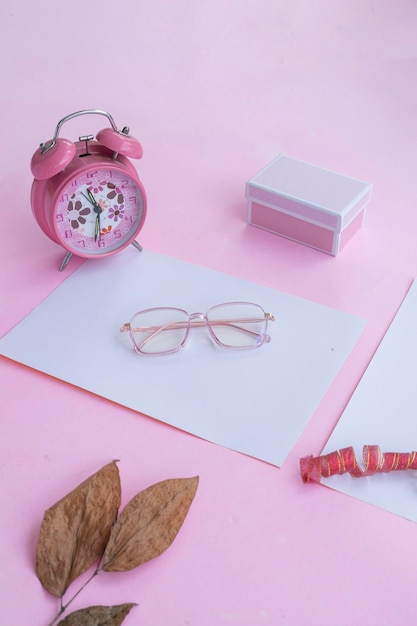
[207,303,267,348]
[130,308,189,355]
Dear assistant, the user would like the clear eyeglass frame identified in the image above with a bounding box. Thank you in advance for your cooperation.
[120,301,275,356]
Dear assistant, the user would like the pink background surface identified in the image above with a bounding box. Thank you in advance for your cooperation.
[1,1,417,623]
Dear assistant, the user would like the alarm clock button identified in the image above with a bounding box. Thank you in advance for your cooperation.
[96,127,143,159]
[31,138,76,180]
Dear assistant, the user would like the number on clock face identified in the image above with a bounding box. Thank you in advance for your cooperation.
[55,169,144,254]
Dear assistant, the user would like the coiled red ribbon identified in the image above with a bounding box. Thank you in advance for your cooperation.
[300,445,417,483]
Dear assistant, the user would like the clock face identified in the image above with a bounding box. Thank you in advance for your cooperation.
[55,168,145,255]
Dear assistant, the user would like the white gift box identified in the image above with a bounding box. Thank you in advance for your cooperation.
[246,154,372,256]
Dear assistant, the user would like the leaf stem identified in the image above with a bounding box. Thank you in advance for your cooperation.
[47,567,100,626]
[47,607,64,626]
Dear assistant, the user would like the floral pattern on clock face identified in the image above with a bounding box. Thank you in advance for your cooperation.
[55,169,144,255]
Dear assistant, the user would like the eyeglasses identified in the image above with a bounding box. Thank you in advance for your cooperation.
[120,302,275,356]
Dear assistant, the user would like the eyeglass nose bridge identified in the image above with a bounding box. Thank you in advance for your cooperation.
[189,312,208,323]
[188,311,220,348]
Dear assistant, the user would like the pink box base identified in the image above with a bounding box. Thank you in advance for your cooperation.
[250,201,335,254]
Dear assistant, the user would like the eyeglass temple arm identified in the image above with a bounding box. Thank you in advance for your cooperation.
[120,314,275,338]
[132,320,184,350]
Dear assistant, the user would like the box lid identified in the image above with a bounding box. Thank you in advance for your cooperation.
[246,154,372,231]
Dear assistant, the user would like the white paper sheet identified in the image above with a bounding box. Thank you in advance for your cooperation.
[0,249,365,466]
[321,279,417,521]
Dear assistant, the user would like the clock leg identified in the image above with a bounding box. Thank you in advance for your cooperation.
[59,251,73,271]
[131,240,143,252]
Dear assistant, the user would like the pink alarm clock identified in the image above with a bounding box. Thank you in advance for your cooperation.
[30,109,147,270]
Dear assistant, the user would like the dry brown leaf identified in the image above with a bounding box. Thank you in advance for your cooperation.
[57,603,136,625]
[103,476,199,572]
[36,461,121,597]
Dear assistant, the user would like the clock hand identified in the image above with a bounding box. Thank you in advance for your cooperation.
[81,190,102,241]
[95,211,101,242]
